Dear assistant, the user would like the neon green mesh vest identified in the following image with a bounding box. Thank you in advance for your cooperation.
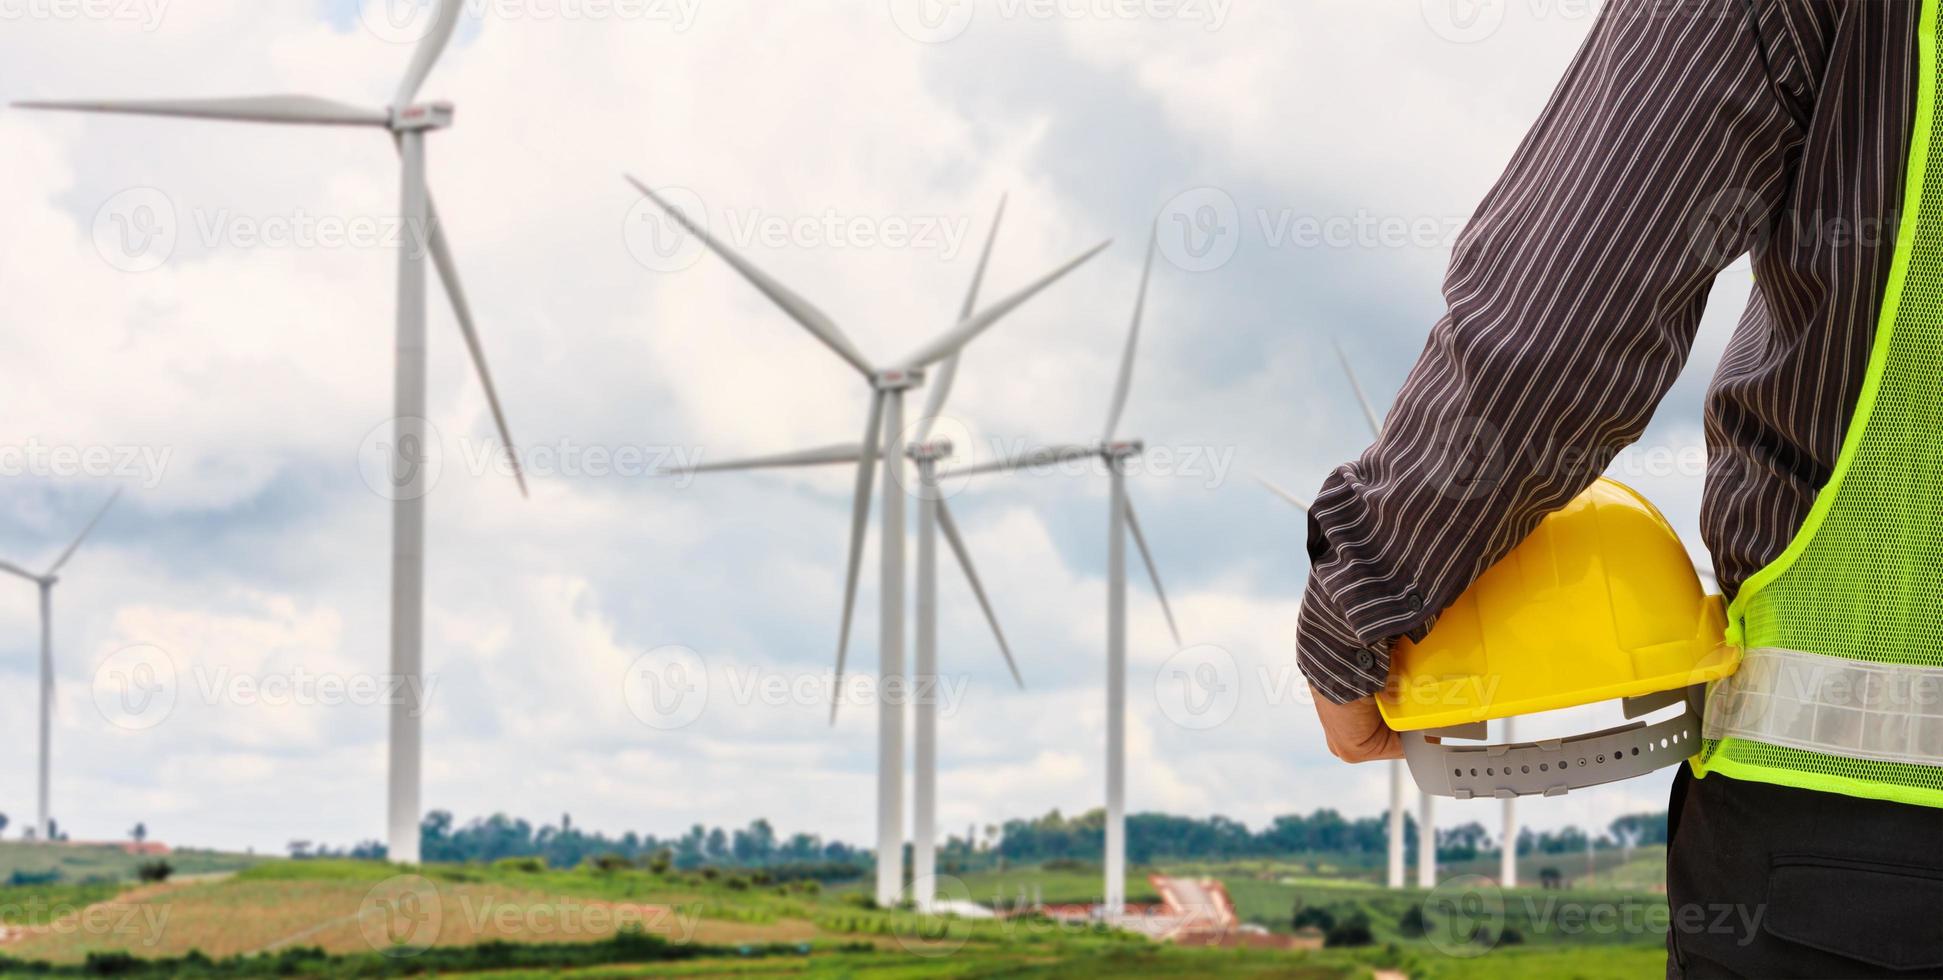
[1691,2,1943,808]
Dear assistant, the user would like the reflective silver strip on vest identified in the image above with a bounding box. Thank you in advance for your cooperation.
[1704,647,1943,767]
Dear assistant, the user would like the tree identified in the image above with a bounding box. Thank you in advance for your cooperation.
[1325,912,1375,948]
[1538,867,1563,890]
[0,813,9,838]
[130,823,147,845]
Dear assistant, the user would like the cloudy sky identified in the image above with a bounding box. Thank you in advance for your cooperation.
[0,0,1749,856]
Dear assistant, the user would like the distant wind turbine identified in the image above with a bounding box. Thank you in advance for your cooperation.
[1259,341,1415,890]
[639,184,1107,906]
[946,228,1182,917]
[16,0,529,864]
[2,490,119,842]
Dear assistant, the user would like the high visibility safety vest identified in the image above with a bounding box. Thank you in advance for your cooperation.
[1692,2,1943,808]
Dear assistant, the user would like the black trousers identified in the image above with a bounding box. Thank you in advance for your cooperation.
[1666,765,1943,978]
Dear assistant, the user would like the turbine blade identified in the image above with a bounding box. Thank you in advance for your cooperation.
[897,239,1112,371]
[1333,339,1384,439]
[393,0,463,109]
[668,443,865,476]
[1124,496,1181,647]
[944,444,1099,479]
[832,392,887,723]
[1103,224,1158,443]
[916,194,1007,444]
[937,497,1023,689]
[1254,474,1311,515]
[46,489,120,577]
[625,176,874,377]
[13,95,388,127]
[424,192,528,498]
[0,560,39,583]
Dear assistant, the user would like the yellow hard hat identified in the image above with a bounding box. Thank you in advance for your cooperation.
[1377,478,1739,798]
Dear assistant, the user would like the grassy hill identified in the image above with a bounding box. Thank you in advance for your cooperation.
[0,841,262,885]
[0,857,1672,977]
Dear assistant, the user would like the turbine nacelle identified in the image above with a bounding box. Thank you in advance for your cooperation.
[389,101,455,132]
[1102,439,1145,461]
[874,368,926,392]
[906,439,956,463]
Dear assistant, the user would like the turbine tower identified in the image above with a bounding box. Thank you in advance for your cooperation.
[906,203,1026,912]
[1501,717,1517,887]
[1,490,119,842]
[636,183,1106,905]
[1257,341,1412,889]
[1332,341,1418,890]
[16,0,530,864]
[947,228,1182,917]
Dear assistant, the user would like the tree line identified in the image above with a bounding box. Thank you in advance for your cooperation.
[283,807,1669,873]
[968,808,1669,866]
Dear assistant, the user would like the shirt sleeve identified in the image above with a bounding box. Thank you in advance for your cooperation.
[1297,0,1814,704]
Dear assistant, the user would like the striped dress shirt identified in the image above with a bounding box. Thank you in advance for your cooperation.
[1298,0,1921,703]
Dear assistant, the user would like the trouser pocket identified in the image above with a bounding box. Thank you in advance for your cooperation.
[1762,854,1943,972]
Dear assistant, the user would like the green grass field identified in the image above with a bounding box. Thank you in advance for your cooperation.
[0,855,1671,977]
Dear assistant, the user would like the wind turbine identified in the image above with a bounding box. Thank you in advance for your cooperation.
[634,182,1107,906]
[15,0,529,864]
[1255,341,1413,889]
[2,490,119,842]
[905,201,1027,912]
[946,228,1182,917]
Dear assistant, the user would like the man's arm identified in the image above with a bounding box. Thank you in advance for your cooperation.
[1299,0,1814,707]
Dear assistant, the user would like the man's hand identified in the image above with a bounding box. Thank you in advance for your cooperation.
[1312,686,1403,763]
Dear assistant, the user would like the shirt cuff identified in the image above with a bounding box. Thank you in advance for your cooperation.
[1297,574,1395,704]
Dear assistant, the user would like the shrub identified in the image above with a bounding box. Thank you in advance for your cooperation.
[492,856,547,874]
[1396,903,1427,937]
[136,860,173,884]
[645,850,673,875]
[841,892,879,910]
[1499,925,1526,946]
[1324,912,1376,948]
[725,876,751,891]
[700,867,722,882]
[587,853,632,874]
[1291,903,1336,933]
